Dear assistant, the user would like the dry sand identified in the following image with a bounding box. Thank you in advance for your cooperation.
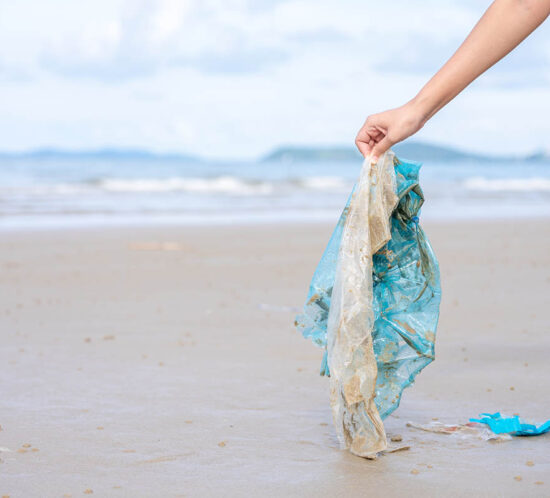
[1,220,549,497]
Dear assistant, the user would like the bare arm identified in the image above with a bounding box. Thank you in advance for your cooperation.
[355,0,550,161]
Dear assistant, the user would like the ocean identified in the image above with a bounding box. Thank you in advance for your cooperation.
[0,155,549,229]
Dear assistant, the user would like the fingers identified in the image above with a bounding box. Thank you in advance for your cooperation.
[370,135,393,163]
[356,115,388,158]
[355,126,370,157]
[355,130,378,158]
[355,138,370,158]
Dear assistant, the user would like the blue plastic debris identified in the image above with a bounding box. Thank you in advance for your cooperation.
[295,151,441,457]
[470,412,550,436]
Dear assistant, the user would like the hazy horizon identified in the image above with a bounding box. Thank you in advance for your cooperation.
[0,139,549,163]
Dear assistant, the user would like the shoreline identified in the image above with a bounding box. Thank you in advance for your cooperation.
[1,219,549,496]
[2,210,550,233]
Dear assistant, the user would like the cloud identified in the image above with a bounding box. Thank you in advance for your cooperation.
[372,2,550,88]
[0,61,33,83]
[0,0,549,157]
[38,0,298,79]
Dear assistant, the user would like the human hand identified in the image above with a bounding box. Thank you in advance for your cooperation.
[355,102,426,162]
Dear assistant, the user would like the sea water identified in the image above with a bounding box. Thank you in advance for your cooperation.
[0,155,549,229]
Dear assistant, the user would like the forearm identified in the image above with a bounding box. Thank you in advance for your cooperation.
[410,0,550,123]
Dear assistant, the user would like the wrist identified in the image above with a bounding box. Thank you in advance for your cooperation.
[407,92,437,126]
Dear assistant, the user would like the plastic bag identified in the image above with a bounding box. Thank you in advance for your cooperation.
[295,150,441,457]
[470,412,550,436]
[406,421,512,442]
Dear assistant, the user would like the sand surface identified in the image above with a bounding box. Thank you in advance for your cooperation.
[1,220,549,497]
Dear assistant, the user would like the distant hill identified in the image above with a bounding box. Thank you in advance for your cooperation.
[0,147,199,162]
[263,146,362,162]
[394,142,496,162]
[524,150,550,162]
[262,141,550,163]
[0,142,548,164]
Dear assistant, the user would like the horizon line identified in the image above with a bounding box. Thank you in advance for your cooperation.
[0,139,547,162]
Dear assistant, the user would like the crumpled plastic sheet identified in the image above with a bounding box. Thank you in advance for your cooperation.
[470,412,550,436]
[295,150,441,457]
[406,421,512,442]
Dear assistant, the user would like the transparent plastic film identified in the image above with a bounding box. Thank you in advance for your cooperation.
[295,150,441,458]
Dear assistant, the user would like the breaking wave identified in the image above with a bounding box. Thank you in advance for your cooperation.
[97,176,351,194]
[464,177,550,192]
[0,176,352,197]
[97,176,273,194]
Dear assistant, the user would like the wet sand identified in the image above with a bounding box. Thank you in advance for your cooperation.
[1,220,549,497]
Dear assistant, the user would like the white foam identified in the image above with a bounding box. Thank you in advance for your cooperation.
[98,176,352,194]
[98,176,273,195]
[300,176,349,190]
[464,177,550,192]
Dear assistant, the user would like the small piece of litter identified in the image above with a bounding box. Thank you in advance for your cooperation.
[384,445,410,454]
[514,476,522,481]
[83,490,93,494]
[470,413,550,436]
[31,448,39,452]
[218,441,226,447]
[21,443,31,448]
[96,426,104,430]
[535,481,544,485]
[390,435,403,442]
[526,461,534,467]
[410,469,419,475]
[407,421,511,442]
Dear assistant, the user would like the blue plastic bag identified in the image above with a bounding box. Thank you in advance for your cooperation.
[470,412,550,436]
[295,151,441,456]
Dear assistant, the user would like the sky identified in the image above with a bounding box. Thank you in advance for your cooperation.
[0,0,549,159]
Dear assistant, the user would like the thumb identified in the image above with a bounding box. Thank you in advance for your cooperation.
[370,136,393,163]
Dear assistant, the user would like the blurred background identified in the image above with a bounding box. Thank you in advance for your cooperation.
[0,0,549,228]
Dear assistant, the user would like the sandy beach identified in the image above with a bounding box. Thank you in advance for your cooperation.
[1,219,549,497]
